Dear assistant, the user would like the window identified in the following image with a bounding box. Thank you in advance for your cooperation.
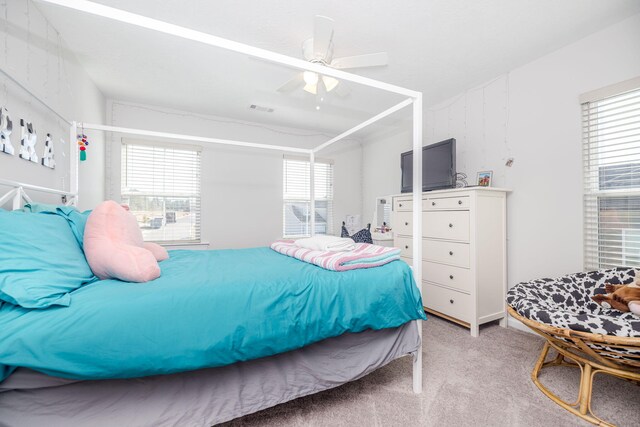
[583,81,640,269]
[121,142,201,243]
[283,156,333,237]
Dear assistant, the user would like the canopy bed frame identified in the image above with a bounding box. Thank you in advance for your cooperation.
[2,0,425,404]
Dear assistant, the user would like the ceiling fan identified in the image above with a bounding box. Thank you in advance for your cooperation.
[277,15,388,99]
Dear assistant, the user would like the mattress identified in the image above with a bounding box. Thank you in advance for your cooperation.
[0,321,421,427]
[0,247,425,382]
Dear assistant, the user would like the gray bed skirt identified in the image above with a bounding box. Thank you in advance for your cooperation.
[0,321,421,427]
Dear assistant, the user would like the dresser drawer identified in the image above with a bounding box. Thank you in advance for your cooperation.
[400,256,412,266]
[395,236,414,258]
[423,211,470,242]
[424,196,469,211]
[394,211,413,236]
[395,210,470,241]
[424,239,470,268]
[393,197,413,212]
[423,282,472,323]
[423,261,472,293]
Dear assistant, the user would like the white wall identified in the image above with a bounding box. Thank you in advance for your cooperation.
[0,0,105,210]
[362,14,640,288]
[106,100,363,249]
[361,124,412,219]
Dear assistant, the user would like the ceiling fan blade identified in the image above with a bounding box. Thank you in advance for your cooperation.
[313,15,334,59]
[302,38,315,61]
[277,74,304,93]
[332,52,388,69]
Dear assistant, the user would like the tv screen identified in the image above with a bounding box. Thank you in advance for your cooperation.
[401,138,456,193]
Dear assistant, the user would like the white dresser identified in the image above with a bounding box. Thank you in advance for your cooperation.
[392,187,509,337]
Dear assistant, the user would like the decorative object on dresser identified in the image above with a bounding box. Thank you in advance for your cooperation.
[454,172,468,188]
[392,187,509,336]
[476,171,493,187]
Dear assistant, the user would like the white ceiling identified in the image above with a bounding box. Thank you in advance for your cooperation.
[37,0,640,135]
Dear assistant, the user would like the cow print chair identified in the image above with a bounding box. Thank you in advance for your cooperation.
[507,267,640,426]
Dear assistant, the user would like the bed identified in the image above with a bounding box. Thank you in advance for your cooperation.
[0,324,420,426]
[0,247,425,382]
[1,1,426,424]
[0,199,425,425]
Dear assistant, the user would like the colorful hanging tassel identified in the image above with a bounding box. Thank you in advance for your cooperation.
[77,133,89,161]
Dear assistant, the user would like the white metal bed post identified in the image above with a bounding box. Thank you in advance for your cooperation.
[42,0,425,394]
[411,94,423,394]
[12,188,22,210]
[69,121,78,206]
[36,0,418,98]
[309,95,424,394]
[309,151,315,237]
[76,123,312,154]
[0,179,76,209]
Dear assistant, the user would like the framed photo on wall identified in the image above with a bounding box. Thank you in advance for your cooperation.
[477,171,493,187]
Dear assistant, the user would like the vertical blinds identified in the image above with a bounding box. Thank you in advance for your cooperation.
[583,86,640,269]
[121,142,201,243]
[283,156,334,237]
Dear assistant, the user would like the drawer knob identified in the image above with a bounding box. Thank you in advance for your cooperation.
[449,275,454,280]
[405,222,409,226]
[399,203,403,207]
[449,251,454,256]
[458,200,462,205]
[432,201,436,206]
[449,299,454,304]
[449,223,453,228]
[405,245,409,249]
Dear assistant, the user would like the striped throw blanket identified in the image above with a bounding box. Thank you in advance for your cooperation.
[270,240,401,271]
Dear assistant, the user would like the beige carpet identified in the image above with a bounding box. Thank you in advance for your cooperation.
[221,316,639,427]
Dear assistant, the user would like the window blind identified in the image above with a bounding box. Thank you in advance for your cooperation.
[583,86,640,269]
[283,156,334,237]
[121,142,201,243]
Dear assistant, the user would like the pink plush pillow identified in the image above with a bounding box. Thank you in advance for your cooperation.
[84,201,162,282]
[143,242,169,261]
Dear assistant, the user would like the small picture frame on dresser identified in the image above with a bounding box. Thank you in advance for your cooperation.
[477,171,492,187]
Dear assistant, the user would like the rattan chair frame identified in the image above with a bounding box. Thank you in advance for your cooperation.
[508,306,640,426]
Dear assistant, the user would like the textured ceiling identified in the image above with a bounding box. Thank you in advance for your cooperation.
[36,0,640,135]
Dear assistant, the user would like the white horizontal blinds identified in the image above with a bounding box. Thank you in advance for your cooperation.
[121,142,201,243]
[283,157,333,237]
[583,86,640,270]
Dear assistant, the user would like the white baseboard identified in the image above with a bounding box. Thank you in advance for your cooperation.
[506,317,535,335]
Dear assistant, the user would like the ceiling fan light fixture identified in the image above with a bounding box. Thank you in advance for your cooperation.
[303,71,319,85]
[322,76,339,92]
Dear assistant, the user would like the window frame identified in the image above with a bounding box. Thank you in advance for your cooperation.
[282,155,334,238]
[582,78,640,270]
[120,140,202,244]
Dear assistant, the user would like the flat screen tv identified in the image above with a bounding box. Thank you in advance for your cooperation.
[400,138,456,193]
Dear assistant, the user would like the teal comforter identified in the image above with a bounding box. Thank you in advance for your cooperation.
[0,248,425,382]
